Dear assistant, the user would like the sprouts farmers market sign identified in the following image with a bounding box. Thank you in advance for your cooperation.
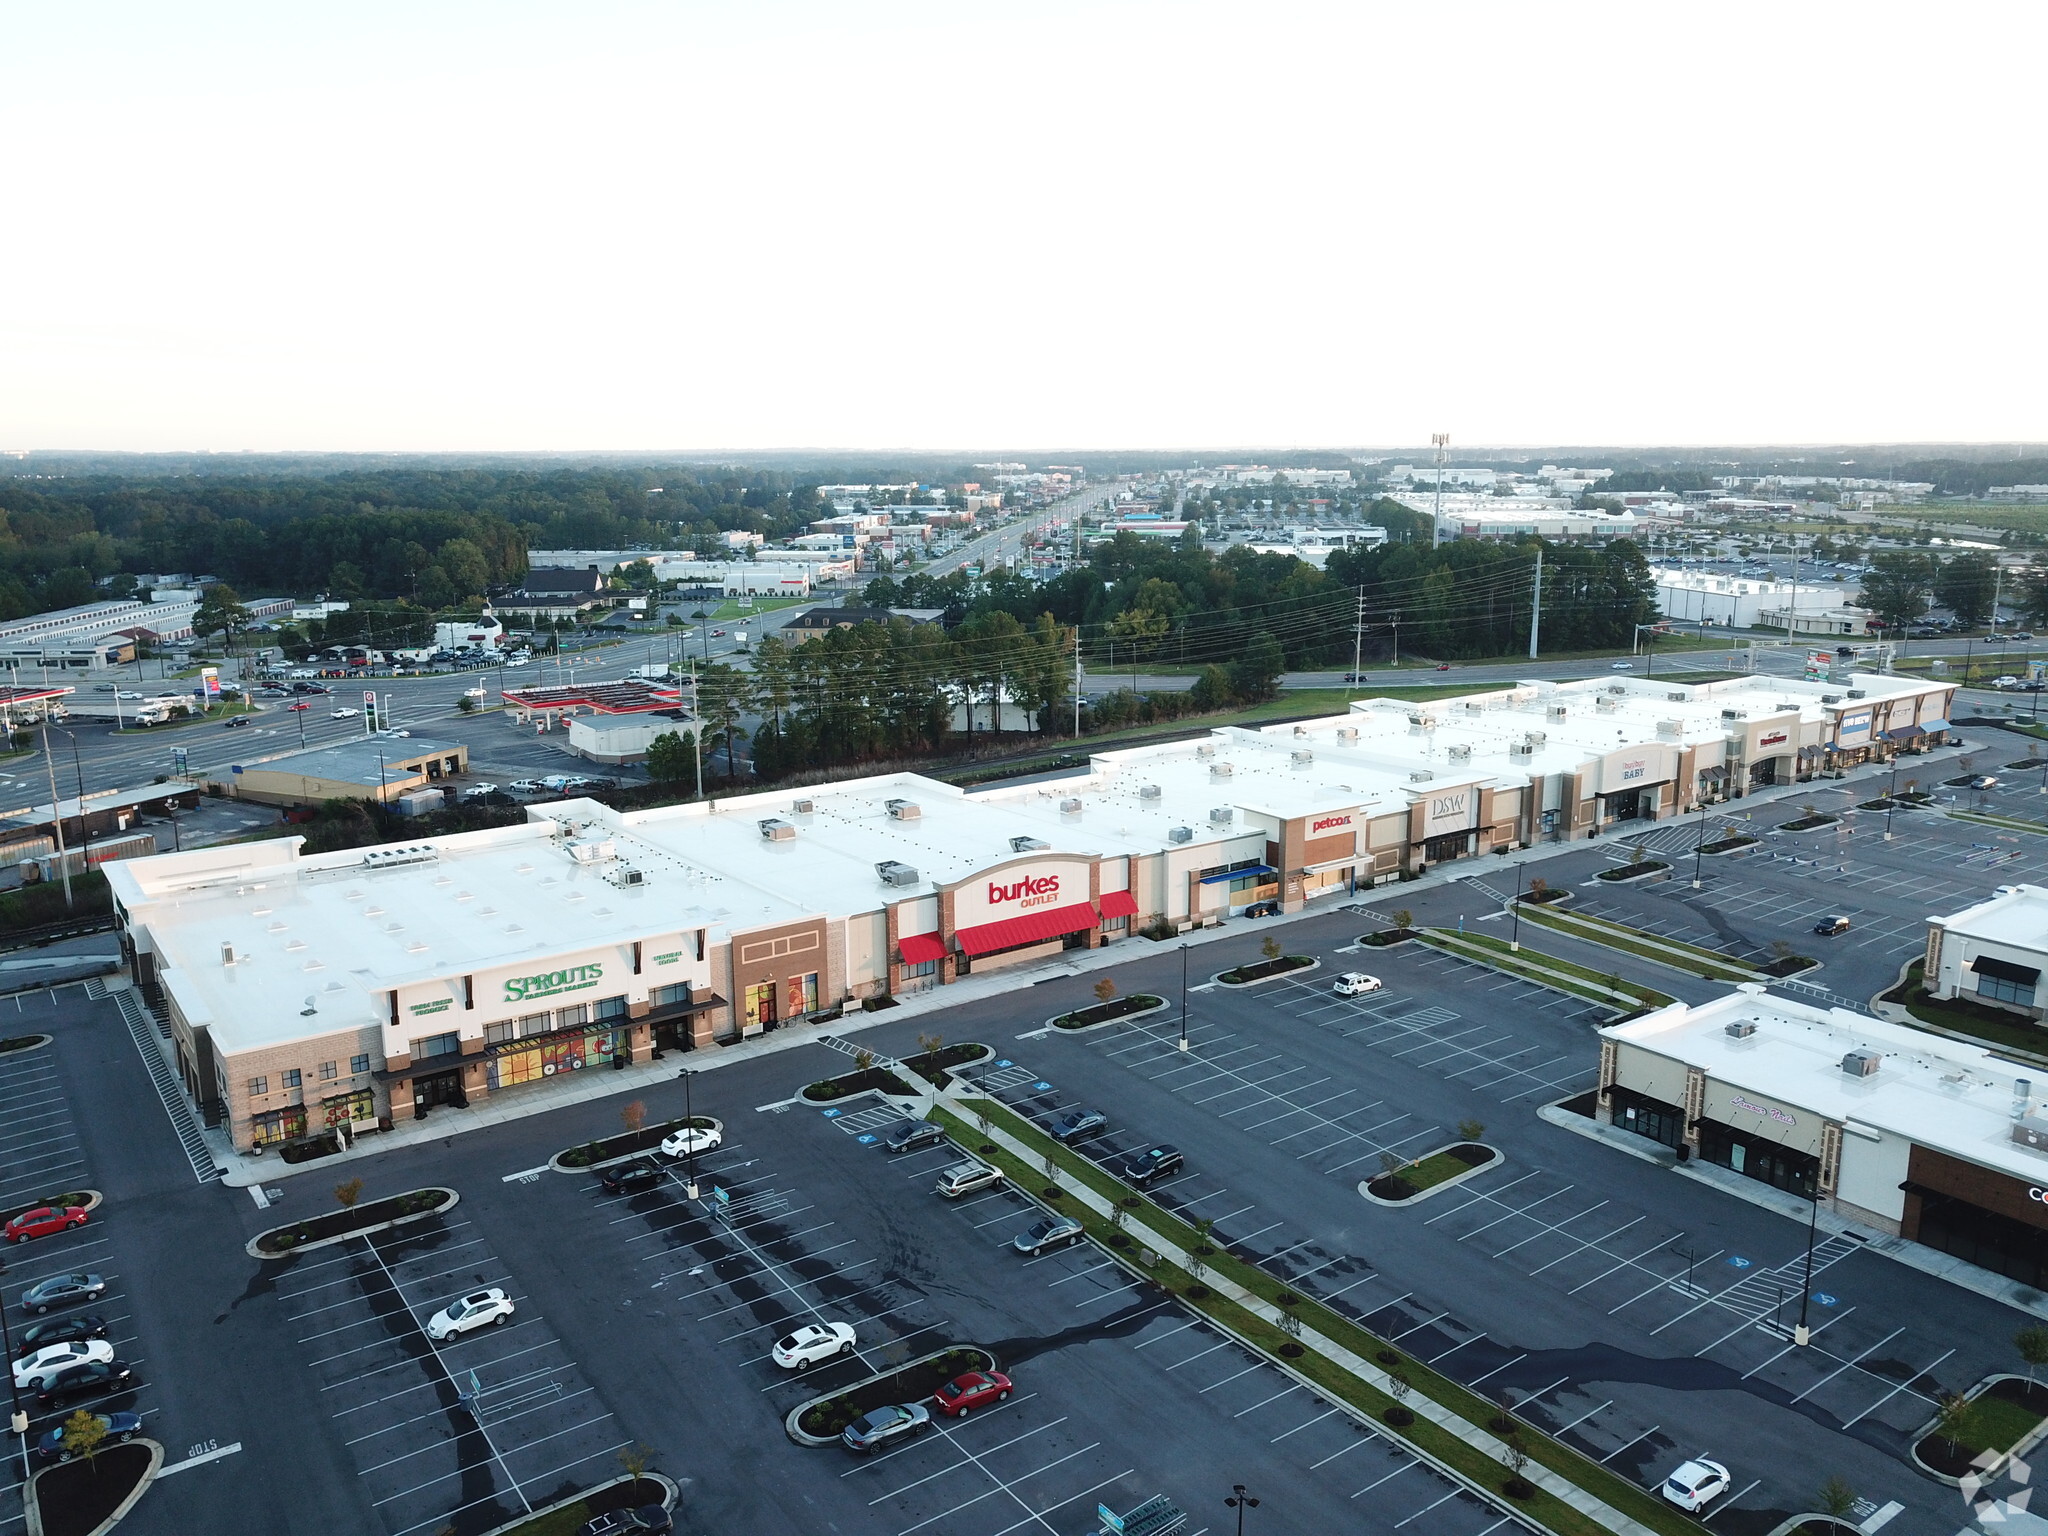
[504,962,605,1003]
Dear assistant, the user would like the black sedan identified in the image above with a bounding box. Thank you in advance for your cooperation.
[18,1314,109,1352]
[1117,1145,1185,1189]
[598,1158,664,1196]
[1050,1108,1106,1142]
[34,1358,133,1407]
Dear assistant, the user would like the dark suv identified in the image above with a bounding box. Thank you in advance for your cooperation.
[1118,1145,1184,1188]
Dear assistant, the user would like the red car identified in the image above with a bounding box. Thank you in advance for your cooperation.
[4,1206,88,1244]
[932,1369,1013,1418]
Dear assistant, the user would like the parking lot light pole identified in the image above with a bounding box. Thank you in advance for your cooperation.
[0,1259,27,1471]
[1509,865,1524,953]
[1226,1483,1259,1535]
[1886,763,1899,837]
[682,1069,699,1200]
[1692,802,1707,889]
[1179,942,1190,1052]
[1794,1187,1819,1345]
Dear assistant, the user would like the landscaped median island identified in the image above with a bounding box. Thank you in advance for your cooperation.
[556,1117,720,1169]
[480,1473,678,1536]
[789,1346,998,1443]
[1778,813,1839,832]
[1216,954,1316,986]
[902,1042,990,1087]
[1421,929,1674,1013]
[929,1093,1708,1536]
[1364,1142,1500,1204]
[0,1033,52,1054]
[803,1064,916,1101]
[28,1436,160,1536]
[0,1190,99,1225]
[1514,904,1760,984]
[1594,859,1669,883]
[1882,960,2048,1061]
[250,1186,455,1257]
[1052,993,1165,1029]
[1358,928,1416,947]
[1696,834,1758,855]
[1911,1375,2048,1481]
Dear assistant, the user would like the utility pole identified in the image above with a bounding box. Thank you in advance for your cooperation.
[1390,612,1401,667]
[1073,646,1082,737]
[1528,551,1543,660]
[38,722,73,910]
[1350,590,1365,693]
[1431,433,1450,548]
[689,662,703,799]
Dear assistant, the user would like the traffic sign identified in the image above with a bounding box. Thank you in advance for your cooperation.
[712,1185,730,1206]
[1098,1505,1125,1534]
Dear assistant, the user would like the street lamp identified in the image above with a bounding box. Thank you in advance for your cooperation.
[0,1258,30,1471]
[681,1068,700,1200]
[1510,863,1525,953]
[1886,763,1900,837]
[1178,942,1190,1052]
[1692,801,1708,889]
[1794,1185,1819,1346]
[1226,1484,1259,1535]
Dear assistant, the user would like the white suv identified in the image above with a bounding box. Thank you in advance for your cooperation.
[426,1288,515,1341]
[1332,973,1383,997]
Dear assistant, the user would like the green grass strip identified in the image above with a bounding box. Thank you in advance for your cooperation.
[1424,931,1674,1010]
[1949,809,2048,838]
[1516,906,1758,983]
[932,1100,1697,1536]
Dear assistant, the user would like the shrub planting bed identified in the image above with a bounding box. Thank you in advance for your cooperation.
[803,1066,917,1102]
[0,1191,95,1226]
[1359,929,1415,947]
[1053,995,1164,1029]
[278,1132,342,1164]
[488,1476,673,1536]
[1859,798,1918,812]
[1914,1377,2048,1478]
[558,1117,715,1168]
[794,1347,996,1440]
[1779,814,1839,832]
[30,1440,155,1536]
[1516,887,1570,905]
[1698,835,1758,855]
[1367,1143,1496,1202]
[1760,955,1818,977]
[1595,860,1669,882]
[0,1034,51,1054]
[254,1187,452,1255]
[904,1043,990,1087]
[1217,955,1314,985]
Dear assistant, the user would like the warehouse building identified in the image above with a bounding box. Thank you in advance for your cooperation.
[1600,988,2048,1288]
[222,738,470,807]
[107,667,1954,1153]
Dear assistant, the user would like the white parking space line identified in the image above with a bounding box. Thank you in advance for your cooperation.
[1842,1347,1956,1429]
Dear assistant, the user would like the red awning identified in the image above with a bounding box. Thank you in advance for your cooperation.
[1096,890,1139,920]
[954,901,1102,958]
[898,931,948,965]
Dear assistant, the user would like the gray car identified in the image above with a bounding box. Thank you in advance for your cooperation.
[884,1120,946,1154]
[1012,1214,1083,1255]
[841,1401,930,1453]
[1050,1108,1106,1142]
[22,1273,106,1315]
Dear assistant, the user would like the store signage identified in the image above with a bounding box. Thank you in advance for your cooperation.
[988,873,1062,911]
[408,998,452,1017]
[1838,713,1872,746]
[1757,731,1788,748]
[1615,758,1647,784]
[1310,813,1354,834]
[2030,1187,2048,1204]
[505,962,604,1002]
[1729,1093,1796,1127]
[1420,790,1473,838]
[652,950,683,967]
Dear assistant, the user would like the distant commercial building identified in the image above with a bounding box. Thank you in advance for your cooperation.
[221,738,470,807]
[566,712,697,766]
[1388,494,1637,541]
[1652,569,1852,629]
[498,568,613,620]
[0,595,207,668]
[1925,887,2048,1024]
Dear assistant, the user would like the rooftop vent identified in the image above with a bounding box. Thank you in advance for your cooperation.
[1138,784,1162,801]
[884,798,921,821]
[1209,806,1234,825]
[759,818,796,842]
[1841,1048,1882,1079]
[1527,730,1546,749]
[221,942,236,966]
[1010,835,1050,852]
[1667,692,1687,704]
[1408,713,1437,730]
[1447,744,1472,762]
[363,844,438,870]
[1722,709,1744,721]
[1291,750,1314,767]
[1408,769,1434,783]
[1725,1019,1757,1039]
[1196,743,1216,759]
[792,797,817,815]
[1822,694,1842,705]
[1059,798,1084,815]
[1167,826,1194,844]
[1292,725,1309,737]
[1336,727,1358,743]
[1210,762,1235,779]
[1847,689,1866,699]
[876,860,920,887]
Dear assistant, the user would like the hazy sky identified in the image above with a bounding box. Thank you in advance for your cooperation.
[4,2,2042,454]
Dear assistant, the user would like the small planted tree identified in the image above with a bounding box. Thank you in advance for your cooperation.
[853,1048,875,1074]
[1093,977,1117,1007]
[1502,1431,1533,1497]
[621,1099,646,1135]
[917,1031,945,1061]
[1260,935,1283,962]
[1817,1476,1857,1521]
[2017,1323,2048,1385]
[1384,1369,1414,1426]
[334,1177,365,1210]
[1458,1118,1486,1143]
[1390,908,1414,934]
[60,1408,108,1471]
[1526,876,1548,902]
[1936,1392,1980,1458]
[1192,1215,1216,1254]
[617,1442,653,1485]
[1769,938,1796,963]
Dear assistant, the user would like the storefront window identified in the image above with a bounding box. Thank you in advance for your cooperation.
[902,958,938,980]
[412,1032,459,1061]
[556,1003,591,1029]
[744,981,777,1030]
[1698,1120,1816,1197]
[1978,975,2037,1008]
[486,1028,616,1090]
[652,982,693,1007]
[322,1088,375,1128]
[485,1020,517,1045]
[519,1012,552,1038]
[250,1106,308,1146]
[785,972,819,1019]
[595,994,628,1021]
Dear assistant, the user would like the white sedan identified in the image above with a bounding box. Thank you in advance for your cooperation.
[1661,1458,1731,1512]
[1332,972,1383,997]
[772,1321,856,1369]
[660,1124,723,1158]
[331,707,359,718]
[12,1339,113,1390]
[425,1287,515,1341]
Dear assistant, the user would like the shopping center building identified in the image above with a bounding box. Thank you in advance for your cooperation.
[1600,987,2048,1288]
[105,666,1955,1153]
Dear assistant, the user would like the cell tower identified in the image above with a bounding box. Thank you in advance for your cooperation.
[1431,432,1450,547]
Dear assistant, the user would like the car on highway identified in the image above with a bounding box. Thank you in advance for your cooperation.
[1011,1213,1084,1255]
[463,686,488,698]
[425,1287,515,1341]
[21,1273,105,1314]
[1435,662,1450,671]
[34,1358,133,1407]
[658,1123,722,1158]
[13,1339,114,1390]
[1332,972,1383,997]
[1050,1107,1106,1142]
[223,715,251,728]
[505,657,532,667]
[772,1321,856,1369]
[841,1401,929,1453]
[598,1158,663,1196]
[331,707,359,718]
[34,1410,142,1464]
[92,683,115,692]
[117,691,142,700]
[1661,1458,1731,1512]
[4,1205,89,1244]
[884,1119,946,1154]
[18,1315,108,1353]
[1812,915,1851,936]
[1117,1145,1184,1189]
[1610,660,1634,670]
[934,1160,1004,1199]
[709,629,726,638]
[932,1369,1012,1417]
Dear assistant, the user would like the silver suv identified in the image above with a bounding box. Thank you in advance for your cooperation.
[934,1160,1004,1199]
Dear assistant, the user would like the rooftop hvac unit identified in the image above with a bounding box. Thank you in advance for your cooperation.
[1209,806,1234,825]
[1509,739,1533,757]
[792,797,817,815]
[1667,692,1687,703]
[1138,784,1162,801]
[1725,1019,1757,1039]
[1775,703,1799,713]
[1822,694,1842,705]
[1408,769,1434,783]
[1196,743,1216,759]
[1721,709,1743,721]
[1847,689,1866,699]
[1010,835,1050,852]
[363,844,438,870]
[221,942,236,966]
[1656,719,1684,737]
[1408,713,1436,729]
[1210,762,1235,779]
[876,860,920,887]
[1292,725,1309,737]
[1291,750,1314,767]
[1447,744,1471,762]
[1059,798,1084,815]
[1336,727,1358,743]
[1527,730,1546,748]
[759,818,796,842]
[1608,684,1628,695]
[611,866,646,887]
[1549,706,1569,720]
[884,798,921,821]
[1841,1048,1882,1078]
[566,839,617,864]
[1167,826,1194,844]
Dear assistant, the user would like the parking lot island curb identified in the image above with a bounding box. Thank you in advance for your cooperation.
[941,1090,1667,1536]
[1906,1373,2048,1487]
[1212,957,1320,988]
[0,1034,54,1056]
[1043,996,1169,1033]
[548,1117,725,1174]
[1359,1143,1504,1207]
[245,1187,460,1259]
[471,1472,680,1536]
[23,1436,163,1536]
[783,1345,1000,1446]
[2,1189,104,1226]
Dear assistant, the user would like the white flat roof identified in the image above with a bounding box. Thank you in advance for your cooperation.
[1937,884,2048,952]
[1606,989,2048,1186]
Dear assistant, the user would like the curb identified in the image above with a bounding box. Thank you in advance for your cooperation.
[25,1435,163,1536]
[1043,997,1170,1034]
[549,1118,724,1174]
[1908,1373,2048,1487]
[1213,957,1321,989]
[1360,1143,1503,1208]
[2,1189,104,1229]
[247,1187,459,1259]
[472,1473,680,1536]
[0,1034,54,1057]
[1591,864,1672,886]
[1514,909,1760,986]
[783,1345,999,1446]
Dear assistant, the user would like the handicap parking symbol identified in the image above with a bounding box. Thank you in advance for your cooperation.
[1032,1081,1052,1092]
[856,1134,876,1144]
[995,1060,1014,1069]
[821,1107,841,1118]
[1727,1255,1753,1269]
[1812,1292,1838,1307]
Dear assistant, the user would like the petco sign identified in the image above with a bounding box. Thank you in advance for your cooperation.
[1309,813,1354,835]
[988,874,1063,911]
